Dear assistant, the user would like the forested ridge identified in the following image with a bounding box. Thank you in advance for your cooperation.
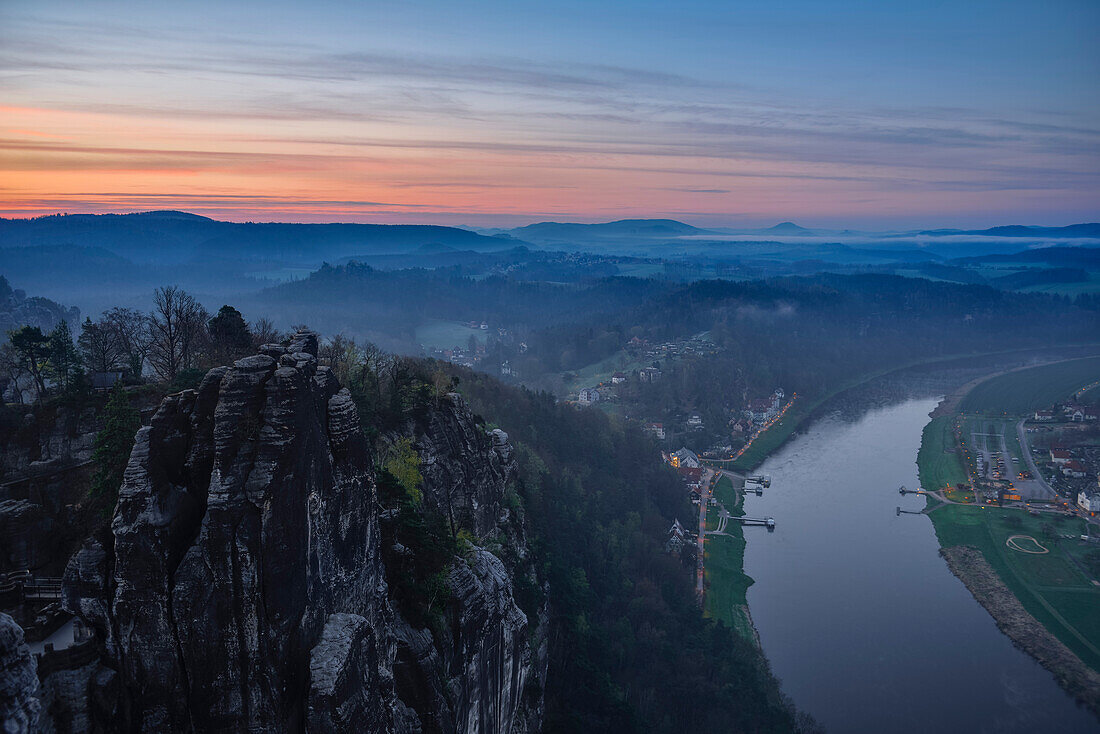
[443,365,808,732]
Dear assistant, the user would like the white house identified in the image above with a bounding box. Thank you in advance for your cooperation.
[746,398,776,423]
[578,388,600,405]
[1077,490,1100,513]
[1063,461,1088,478]
[670,447,700,469]
[1050,448,1071,465]
[645,422,665,440]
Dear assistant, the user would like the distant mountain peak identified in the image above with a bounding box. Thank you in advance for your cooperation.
[765,222,812,234]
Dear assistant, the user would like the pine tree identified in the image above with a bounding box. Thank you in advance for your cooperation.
[208,305,252,365]
[91,383,140,509]
[8,325,50,399]
[47,320,82,391]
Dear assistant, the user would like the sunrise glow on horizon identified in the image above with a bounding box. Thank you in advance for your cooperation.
[2,0,1098,229]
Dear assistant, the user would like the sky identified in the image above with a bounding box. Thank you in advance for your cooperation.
[1,0,1098,229]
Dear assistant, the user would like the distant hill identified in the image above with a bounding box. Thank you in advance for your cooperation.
[509,218,711,244]
[0,211,521,265]
[0,211,527,316]
[763,221,814,235]
[950,246,1100,268]
[920,223,1100,238]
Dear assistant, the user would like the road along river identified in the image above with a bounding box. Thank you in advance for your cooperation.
[741,397,1096,733]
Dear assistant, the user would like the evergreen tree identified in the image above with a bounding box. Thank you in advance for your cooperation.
[208,305,252,365]
[8,325,50,399]
[47,320,82,391]
[91,383,140,509]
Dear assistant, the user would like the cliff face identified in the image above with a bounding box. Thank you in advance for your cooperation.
[0,404,99,575]
[394,395,546,734]
[55,332,544,733]
[0,612,40,731]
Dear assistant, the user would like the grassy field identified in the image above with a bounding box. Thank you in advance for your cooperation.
[957,356,1100,415]
[927,504,1100,671]
[703,476,756,640]
[563,349,647,391]
[730,399,809,471]
[917,416,969,496]
[615,262,664,278]
[414,319,486,350]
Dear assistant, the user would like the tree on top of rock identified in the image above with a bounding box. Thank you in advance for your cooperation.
[149,286,208,381]
[8,325,50,399]
[208,305,253,366]
[46,320,82,393]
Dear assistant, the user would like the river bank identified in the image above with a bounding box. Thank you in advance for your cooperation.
[701,474,757,641]
[940,545,1100,717]
[740,398,1097,731]
[698,346,1100,727]
[731,344,1100,472]
[915,358,1100,719]
[710,346,1097,631]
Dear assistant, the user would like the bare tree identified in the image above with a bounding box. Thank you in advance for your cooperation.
[250,317,283,349]
[104,307,151,378]
[78,317,121,374]
[148,287,208,381]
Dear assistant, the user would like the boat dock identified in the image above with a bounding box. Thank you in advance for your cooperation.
[740,516,776,529]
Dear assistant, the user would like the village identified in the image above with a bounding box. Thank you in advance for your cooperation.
[569,333,722,406]
[1026,393,1100,517]
[949,382,1100,526]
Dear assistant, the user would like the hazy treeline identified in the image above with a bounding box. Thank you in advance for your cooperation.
[1,285,281,403]
[248,262,673,347]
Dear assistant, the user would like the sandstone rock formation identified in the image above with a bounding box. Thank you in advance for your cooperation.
[0,612,39,733]
[52,331,545,733]
[394,394,546,734]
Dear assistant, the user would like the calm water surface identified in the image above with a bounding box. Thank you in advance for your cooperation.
[743,398,1096,733]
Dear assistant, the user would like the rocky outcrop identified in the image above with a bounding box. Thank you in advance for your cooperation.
[0,612,39,733]
[412,394,514,539]
[394,395,547,734]
[0,276,79,339]
[49,332,545,733]
[0,402,100,576]
[61,332,395,731]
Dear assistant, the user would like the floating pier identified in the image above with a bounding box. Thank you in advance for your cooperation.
[740,516,776,530]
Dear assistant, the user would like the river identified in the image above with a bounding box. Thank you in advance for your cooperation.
[742,397,1096,733]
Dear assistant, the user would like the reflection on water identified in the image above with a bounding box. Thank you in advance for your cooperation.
[742,398,1095,733]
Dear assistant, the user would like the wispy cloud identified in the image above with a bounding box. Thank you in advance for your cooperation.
[1,4,1097,226]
